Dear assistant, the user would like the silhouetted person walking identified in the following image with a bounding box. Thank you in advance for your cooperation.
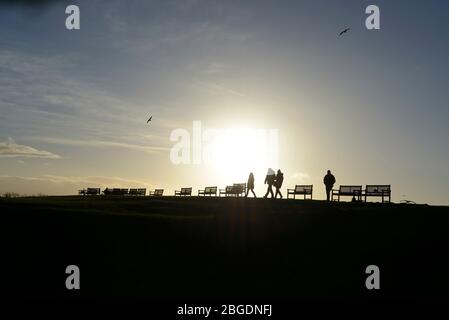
[245,172,256,198]
[274,169,284,199]
[264,168,275,198]
[323,170,336,201]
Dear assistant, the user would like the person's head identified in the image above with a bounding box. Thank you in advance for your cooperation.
[327,170,331,174]
[249,172,254,178]
[277,169,282,174]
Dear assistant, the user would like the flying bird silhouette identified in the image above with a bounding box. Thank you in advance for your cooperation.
[338,27,350,37]
[147,116,152,123]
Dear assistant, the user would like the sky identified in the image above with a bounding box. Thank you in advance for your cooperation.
[0,0,448,204]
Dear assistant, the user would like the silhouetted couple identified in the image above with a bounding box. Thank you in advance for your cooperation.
[264,168,284,199]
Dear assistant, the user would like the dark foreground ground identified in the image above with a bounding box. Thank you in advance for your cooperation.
[1,196,448,301]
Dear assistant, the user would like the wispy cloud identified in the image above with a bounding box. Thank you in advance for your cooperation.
[204,63,226,74]
[28,137,170,154]
[191,81,247,98]
[291,172,310,182]
[0,0,60,7]
[42,175,152,187]
[0,138,60,158]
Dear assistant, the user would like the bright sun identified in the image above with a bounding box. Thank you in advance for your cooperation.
[206,127,278,182]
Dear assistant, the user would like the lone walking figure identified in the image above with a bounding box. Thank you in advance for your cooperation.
[323,170,336,201]
[245,172,257,198]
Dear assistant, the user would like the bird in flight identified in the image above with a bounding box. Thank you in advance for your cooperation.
[147,116,152,123]
[338,27,350,37]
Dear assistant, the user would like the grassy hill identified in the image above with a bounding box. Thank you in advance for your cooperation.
[1,196,448,300]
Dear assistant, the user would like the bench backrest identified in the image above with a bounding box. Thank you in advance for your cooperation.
[339,185,362,195]
[154,189,164,196]
[204,186,217,193]
[86,188,100,195]
[110,188,129,195]
[233,183,246,193]
[181,187,192,194]
[365,185,390,195]
[129,188,146,195]
[294,185,313,194]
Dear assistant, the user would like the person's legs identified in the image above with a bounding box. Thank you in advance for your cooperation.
[251,189,256,197]
[269,184,274,198]
[326,187,331,201]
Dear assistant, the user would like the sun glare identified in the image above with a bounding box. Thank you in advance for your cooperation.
[206,127,278,182]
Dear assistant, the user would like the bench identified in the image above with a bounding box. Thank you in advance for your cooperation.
[149,189,164,196]
[103,188,129,196]
[198,186,217,196]
[287,185,313,199]
[364,185,391,203]
[129,188,146,196]
[232,183,246,197]
[219,186,234,197]
[332,185,362,202]
[78,188,101,195]
[175,187,192,196]
[220,184,246,197]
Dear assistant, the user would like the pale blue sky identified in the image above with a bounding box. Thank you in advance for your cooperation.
[0,0,448,204]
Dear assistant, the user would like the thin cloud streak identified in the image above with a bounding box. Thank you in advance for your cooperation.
[28,137,170,154]
[0,138,61,158]
[291,172,310,182]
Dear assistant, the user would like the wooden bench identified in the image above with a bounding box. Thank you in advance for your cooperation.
[232,183,246,197]
[332,185,362,202]
[78,188,100,195]
[219,186,234,197]
[175,187,192,196]
[103,188,129,196]
[287,185,313,199]
[219,184,246,197]
[198,186,217,196]
[364,185,391,203]
[149,189,164,197]
[129,188,146,196]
